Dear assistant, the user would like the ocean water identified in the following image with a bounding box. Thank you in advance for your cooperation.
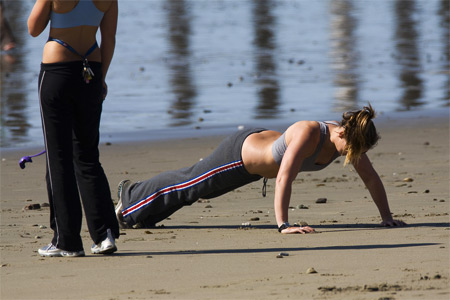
[1,0,449,149]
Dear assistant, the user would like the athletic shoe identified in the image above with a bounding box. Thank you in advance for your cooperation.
[38,244,85,257]
[116,180,132,229]
[91,228,117,254]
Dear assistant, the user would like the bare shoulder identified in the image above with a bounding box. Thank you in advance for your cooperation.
[286,121,320,138]
[284,121,321,151]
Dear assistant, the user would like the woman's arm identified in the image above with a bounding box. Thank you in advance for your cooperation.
[274,122,317,234]
[354,154,406,226]
[99,0,118,99]
[28,0,51,37]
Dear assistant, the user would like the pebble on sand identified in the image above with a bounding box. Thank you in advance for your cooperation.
[296,221,309,226]
[315,198,327,204]
[24,203,41,210]
[306,267,318,274]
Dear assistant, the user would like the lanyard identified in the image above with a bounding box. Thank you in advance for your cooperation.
[48,37,98,83]
[19,150,46,169]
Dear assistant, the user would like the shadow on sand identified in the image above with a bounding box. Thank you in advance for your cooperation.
[113,242,442,257]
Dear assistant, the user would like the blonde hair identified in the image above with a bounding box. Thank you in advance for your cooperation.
[340,104,380,165]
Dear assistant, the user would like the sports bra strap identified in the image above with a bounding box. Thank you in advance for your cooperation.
[324,121,340,126]
[311,122,327,156]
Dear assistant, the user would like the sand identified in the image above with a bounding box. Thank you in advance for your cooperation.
[1,113,449,300]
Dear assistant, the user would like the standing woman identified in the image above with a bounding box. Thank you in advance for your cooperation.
[28,0,119,257]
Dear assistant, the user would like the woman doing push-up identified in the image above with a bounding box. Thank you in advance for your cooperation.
[116,104,406,234]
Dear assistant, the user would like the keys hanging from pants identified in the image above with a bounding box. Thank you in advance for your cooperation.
[82,59,94,83]
[46,38,99,84]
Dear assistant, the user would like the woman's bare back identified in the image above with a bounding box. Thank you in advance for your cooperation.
[241,130,281,178]
[43,0,114,63]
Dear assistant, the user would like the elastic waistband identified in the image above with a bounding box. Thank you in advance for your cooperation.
[40,61,102,71]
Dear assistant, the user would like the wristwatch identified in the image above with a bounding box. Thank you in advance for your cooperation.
[278,222,290,233]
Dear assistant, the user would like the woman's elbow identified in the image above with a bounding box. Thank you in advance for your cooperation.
[27,16,48,37]
[101,36,116,48]
[28,29,40,37]
[275,173,295,187]
[27,22,42,37]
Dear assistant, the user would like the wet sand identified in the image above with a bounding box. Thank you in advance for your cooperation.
[1,115,449,300]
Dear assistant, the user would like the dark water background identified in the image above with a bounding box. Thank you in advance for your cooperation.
[1,0,449,149]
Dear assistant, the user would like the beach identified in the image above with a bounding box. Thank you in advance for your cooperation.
[1,0,449,298]
[1,113,449,300]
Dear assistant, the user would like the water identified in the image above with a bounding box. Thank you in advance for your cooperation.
[1,0,449,149]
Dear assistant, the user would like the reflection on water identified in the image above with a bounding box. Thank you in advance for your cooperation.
[252,0,280,119]
[438,0,449,103]
[394,0,424,109]
[165,0,197,127]
[1,0,31,147]
[1,0,449,149]
[329,0,360,111]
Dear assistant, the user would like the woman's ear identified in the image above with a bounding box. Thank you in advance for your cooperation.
[337,127,345,138]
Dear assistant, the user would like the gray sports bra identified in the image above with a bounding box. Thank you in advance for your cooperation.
[271,121,340,172]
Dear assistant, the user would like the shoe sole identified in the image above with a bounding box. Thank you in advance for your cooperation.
[91,245,117,255]
[116,180,145,229]
[116,180,132,229]
[39,251,85,257]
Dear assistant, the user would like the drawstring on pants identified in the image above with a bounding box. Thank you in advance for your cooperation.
[262,178,268,197]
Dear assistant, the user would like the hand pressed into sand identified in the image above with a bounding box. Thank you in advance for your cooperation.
[380,219,407,227]
[281,226,315,234]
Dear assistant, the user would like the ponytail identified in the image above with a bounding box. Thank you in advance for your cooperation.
[340,103,379,165]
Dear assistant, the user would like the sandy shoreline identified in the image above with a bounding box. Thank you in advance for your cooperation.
[1,115,449,299]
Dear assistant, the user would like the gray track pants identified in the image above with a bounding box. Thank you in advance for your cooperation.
[120,128,265,226]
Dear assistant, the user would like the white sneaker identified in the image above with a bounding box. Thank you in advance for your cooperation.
[91,229,117,254]
[38,243,85,257]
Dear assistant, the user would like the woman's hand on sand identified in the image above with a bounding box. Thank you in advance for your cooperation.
[380,219,407,227]
[281,226,315,234]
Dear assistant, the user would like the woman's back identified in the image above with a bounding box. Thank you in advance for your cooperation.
[241,121,338,178]
[42,0,114,63]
